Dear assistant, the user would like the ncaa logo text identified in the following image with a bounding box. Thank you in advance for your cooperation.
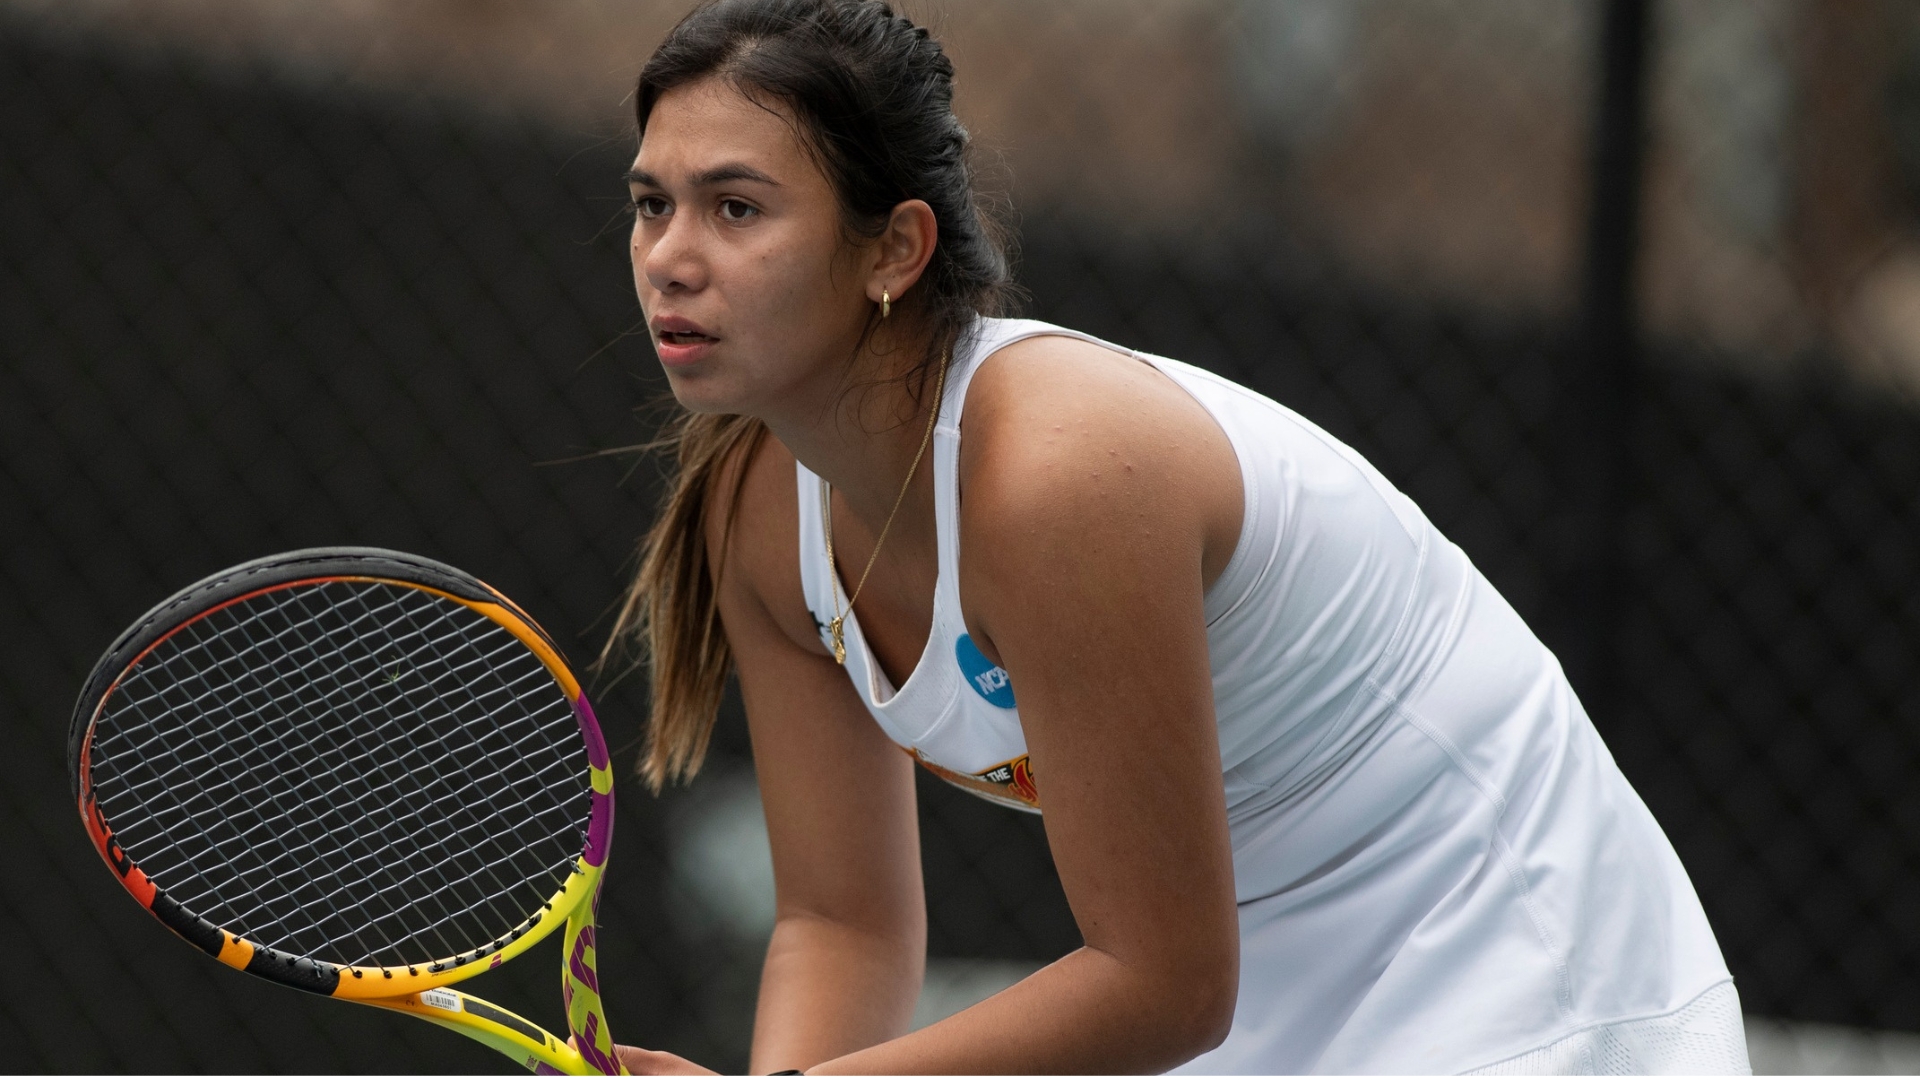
[954,633,1016,708]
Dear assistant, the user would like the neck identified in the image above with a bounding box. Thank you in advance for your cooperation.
[763,322,949,528]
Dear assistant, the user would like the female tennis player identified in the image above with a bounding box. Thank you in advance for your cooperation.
[602,0,1749,1073]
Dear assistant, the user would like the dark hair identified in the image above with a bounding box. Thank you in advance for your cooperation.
[604,0,1017,789]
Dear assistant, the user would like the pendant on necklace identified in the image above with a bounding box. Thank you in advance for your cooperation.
[828,616,847,665]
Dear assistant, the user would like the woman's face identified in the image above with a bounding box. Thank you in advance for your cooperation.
[628,78,869,416]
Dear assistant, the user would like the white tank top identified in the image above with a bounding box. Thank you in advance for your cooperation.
[794,318,1747,1074]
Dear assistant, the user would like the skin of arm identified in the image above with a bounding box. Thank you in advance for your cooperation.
[714,434,931,1074]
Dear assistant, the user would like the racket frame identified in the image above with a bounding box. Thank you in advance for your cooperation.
[70,548,626,1075]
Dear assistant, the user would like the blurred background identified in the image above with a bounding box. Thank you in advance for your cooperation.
[5,0,1920,1072]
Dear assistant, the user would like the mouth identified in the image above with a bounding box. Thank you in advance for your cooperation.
[650,317,720,367]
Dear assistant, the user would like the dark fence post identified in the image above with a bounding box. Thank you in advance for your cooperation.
[1557,0,1653,725]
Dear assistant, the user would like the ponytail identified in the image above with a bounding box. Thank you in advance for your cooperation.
[600,413,765,791]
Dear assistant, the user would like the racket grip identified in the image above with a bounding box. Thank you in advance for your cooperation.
[562,884,627,1076]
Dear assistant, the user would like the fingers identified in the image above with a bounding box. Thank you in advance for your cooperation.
[611,1043,720,1076]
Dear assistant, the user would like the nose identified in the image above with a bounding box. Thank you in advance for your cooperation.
[636,210,707,298]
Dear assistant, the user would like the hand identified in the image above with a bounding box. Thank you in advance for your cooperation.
[610,1043,719,1075]
[568,1036,717,1076]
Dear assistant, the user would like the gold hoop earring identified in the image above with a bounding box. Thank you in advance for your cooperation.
[880,289,891,320]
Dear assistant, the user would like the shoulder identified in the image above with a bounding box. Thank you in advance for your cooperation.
[956,333,1242,616]
[960,333,1235,524]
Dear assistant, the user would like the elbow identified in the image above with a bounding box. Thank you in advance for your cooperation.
[1185,967,1238,1056]
[1154,951,1238,1063]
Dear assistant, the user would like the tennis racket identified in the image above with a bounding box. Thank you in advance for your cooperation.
[68,547,627,1075]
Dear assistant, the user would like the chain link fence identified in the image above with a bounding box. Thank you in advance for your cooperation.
[4,0,1919,1072]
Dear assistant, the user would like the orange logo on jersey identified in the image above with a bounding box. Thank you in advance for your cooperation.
[910,749,1040,812]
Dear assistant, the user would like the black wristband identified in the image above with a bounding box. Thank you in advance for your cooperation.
[769,1071,803,1075]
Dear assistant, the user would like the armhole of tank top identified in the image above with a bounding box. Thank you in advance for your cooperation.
[1127,355,1267,627]
[1068,347,1265,626]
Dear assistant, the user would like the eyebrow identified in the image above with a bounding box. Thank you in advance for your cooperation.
[624,164,781,189]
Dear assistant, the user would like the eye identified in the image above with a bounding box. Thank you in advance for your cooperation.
[630,195,669,219]
[718,198,759,222]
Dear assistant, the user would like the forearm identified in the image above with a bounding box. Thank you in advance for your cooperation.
[750,912,925,1074]
[807,945,1233,1075]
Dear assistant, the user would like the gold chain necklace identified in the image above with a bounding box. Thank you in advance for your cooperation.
[821,349,949,665]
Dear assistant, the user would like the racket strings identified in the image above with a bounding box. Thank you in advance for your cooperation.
[97,591,559,962]
[177,589,577,950]
[178,584,583,958]
[98,585,582,965]
[87,580,591,969]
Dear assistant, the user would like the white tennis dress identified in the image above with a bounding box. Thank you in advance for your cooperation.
[794,318,1750,1074]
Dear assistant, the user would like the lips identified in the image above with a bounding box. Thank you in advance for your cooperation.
[650,315,718,367]
[651,314,716,342]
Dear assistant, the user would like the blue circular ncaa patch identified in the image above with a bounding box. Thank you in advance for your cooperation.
[955,634,1016,708]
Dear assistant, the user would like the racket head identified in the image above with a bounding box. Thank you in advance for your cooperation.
[69,547,616,1002]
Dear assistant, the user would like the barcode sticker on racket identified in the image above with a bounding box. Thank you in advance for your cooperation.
[420,988,462,1012]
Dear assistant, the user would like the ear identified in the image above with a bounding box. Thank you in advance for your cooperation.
[866,199,939,306]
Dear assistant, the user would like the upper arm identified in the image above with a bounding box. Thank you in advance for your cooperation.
[957,337,1242,993]
[705,434,922,938]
